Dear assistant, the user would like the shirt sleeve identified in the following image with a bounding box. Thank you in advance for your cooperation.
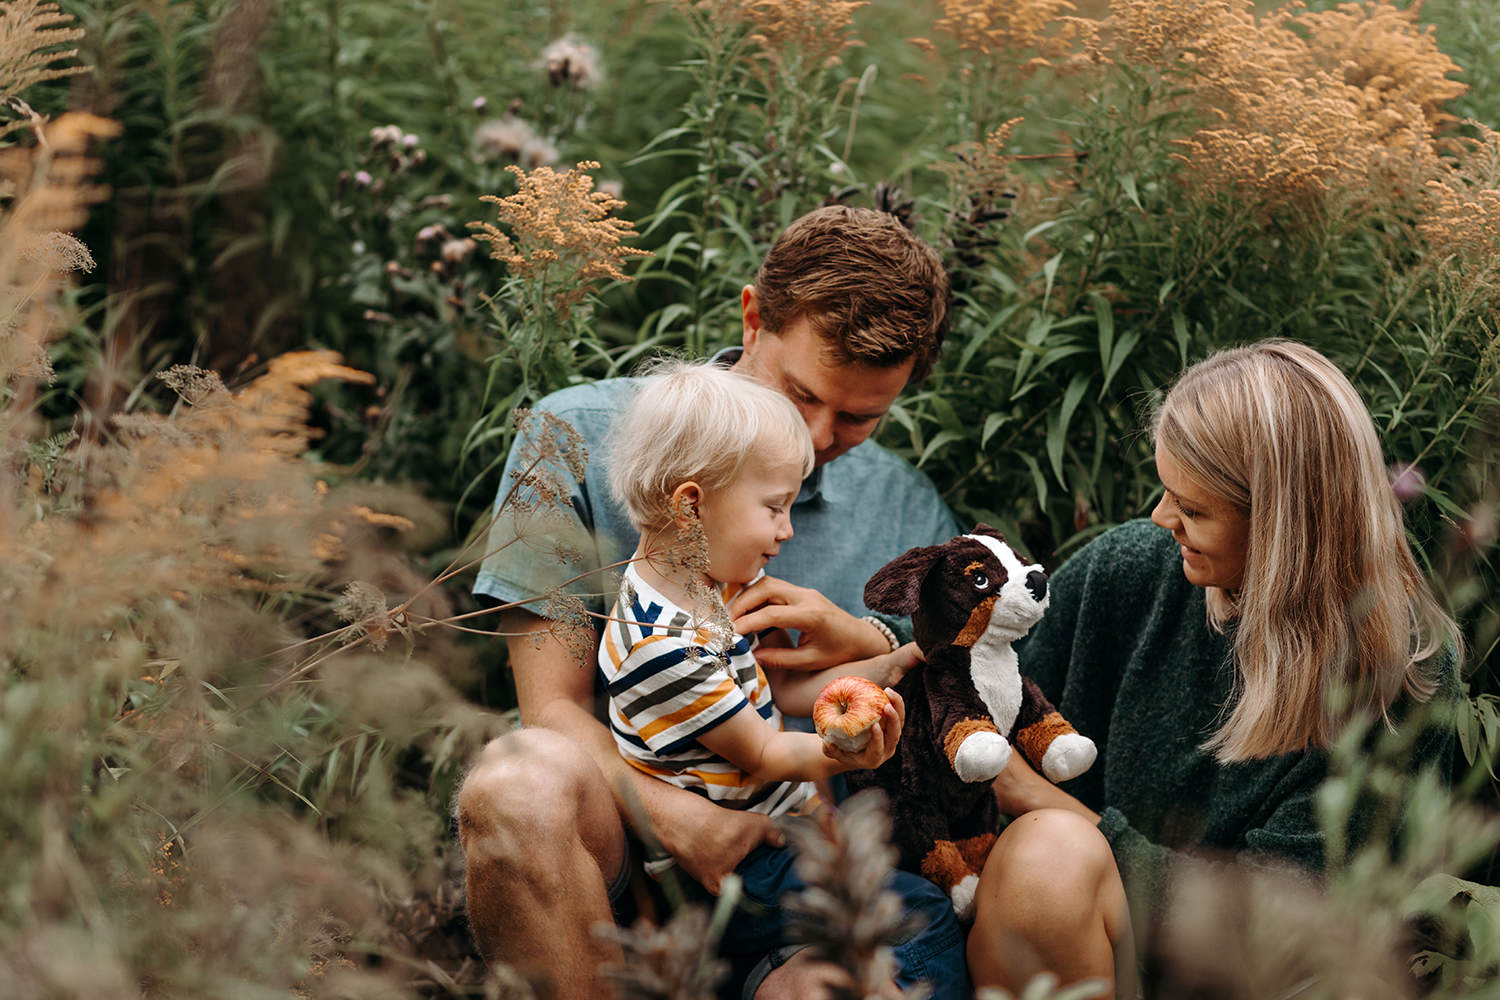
[472,393,626,619]
[1097,751,1326,919]
[605,632,749,755]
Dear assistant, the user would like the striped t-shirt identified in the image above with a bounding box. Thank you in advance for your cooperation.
[598,564,816,818]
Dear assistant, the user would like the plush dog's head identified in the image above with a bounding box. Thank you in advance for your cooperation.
[864,525,1049,653]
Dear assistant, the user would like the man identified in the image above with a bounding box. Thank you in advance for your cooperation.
[457,206,967,998]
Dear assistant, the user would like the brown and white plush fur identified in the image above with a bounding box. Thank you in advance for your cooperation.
[849,525,1096,920]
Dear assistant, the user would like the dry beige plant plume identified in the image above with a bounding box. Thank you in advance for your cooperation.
[783,790,932,1000]
[910,0,1092,71]
[1110,0,1467,214]
[1422,121,1500,272]
[0,111,118,390]
[470,160,650,317]
[1149,858,1416,998]
[0,1,84,124]
[597,906,729,1000]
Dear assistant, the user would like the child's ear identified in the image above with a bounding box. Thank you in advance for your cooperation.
[670,481,703,522]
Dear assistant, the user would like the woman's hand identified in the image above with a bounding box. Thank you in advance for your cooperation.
[992,751,1100,825]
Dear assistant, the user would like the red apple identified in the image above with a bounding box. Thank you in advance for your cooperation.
[813,676,892,753]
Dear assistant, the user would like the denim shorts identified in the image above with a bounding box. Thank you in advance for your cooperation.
[724,835,969,1000]
[607,824,968,1000]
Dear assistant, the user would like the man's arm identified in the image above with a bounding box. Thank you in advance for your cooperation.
[504,608,782,893]
[765,643,924,715]
[729,576,895,671]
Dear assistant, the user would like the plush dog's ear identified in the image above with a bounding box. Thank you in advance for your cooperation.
[970,522,1005,543]
[864,544,945,615]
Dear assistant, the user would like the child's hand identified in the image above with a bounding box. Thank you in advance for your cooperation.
[822,688,904,771]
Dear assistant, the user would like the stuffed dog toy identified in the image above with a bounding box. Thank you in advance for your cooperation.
[847,525,1096,920]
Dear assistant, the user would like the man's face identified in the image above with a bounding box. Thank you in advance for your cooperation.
[736,286,913,467]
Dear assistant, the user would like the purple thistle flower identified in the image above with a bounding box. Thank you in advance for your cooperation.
[1388,462,1425,503]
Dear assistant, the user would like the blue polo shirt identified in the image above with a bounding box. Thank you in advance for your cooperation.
[473,356,963,633]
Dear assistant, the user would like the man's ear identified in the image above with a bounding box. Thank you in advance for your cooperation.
[741,285,762,348]
[670,481,703,522]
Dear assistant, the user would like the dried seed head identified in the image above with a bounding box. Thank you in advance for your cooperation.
[538,34,603,90]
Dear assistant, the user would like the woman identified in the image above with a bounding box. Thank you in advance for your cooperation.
[966,340,1462,995]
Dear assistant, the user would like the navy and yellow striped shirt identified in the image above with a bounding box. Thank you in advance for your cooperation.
[597,564,816,818]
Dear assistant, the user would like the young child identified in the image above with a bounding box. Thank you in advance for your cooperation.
[599,358,904,889]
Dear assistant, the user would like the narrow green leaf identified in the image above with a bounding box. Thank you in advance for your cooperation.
[1041,251,1064,307]
[1090,291,1115,373]
[1019,451,1049,510]
[918,428,965,467]
[1047,373,1089,485]
[1172,308,1190,367]
[1101,330,1141,396]
[981,411,1007,448]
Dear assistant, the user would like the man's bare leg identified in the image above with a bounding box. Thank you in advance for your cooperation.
[457,728,629,998]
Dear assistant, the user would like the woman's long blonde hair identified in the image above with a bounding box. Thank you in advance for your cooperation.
[1154,340,1460,761]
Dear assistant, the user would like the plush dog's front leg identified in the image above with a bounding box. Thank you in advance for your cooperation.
[944,718,1012,782]
[1015,675,1097,782]
[929,666,1014,782]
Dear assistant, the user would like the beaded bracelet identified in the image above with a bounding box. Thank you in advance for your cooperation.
[861,615,900,653]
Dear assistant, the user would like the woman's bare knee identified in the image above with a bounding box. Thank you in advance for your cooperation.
[968,810,1124,995]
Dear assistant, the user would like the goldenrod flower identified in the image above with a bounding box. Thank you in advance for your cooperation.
[470,161,650,315]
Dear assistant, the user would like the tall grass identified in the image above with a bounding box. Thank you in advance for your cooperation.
[11,0,1500,994]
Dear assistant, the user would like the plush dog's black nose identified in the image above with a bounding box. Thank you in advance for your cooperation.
[1026,570,1048,601]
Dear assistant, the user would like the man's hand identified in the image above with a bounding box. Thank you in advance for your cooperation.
[729,576,892,670]
[650,786,784,895]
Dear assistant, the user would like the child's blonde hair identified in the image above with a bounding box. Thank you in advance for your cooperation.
[607,358,814,530]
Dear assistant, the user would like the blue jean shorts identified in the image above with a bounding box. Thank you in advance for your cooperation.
[724,835,969,1000]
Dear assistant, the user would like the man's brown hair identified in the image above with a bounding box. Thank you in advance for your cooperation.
[754,205,950,382]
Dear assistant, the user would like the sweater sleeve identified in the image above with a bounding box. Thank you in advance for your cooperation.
[1098,751,1327,915]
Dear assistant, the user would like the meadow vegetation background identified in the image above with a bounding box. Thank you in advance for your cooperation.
[5,0,1500,995]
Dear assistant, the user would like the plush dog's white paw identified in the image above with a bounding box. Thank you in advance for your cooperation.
[954,732,1012,782]
[1041,733,1098,782]
[950,874,979,922]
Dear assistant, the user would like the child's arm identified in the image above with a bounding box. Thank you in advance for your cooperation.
[765,643,923,716]
[697,688,905,784]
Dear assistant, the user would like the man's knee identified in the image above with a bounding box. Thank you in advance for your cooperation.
[455,729,607,860]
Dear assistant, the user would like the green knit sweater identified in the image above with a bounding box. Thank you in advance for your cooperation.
[1017,519,1458,899]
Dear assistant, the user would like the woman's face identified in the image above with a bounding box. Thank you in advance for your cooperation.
[1151,443,1251,592]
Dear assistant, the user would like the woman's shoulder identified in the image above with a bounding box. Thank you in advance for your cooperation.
[1045,518,1195,622]
[1055,518,1179,583]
